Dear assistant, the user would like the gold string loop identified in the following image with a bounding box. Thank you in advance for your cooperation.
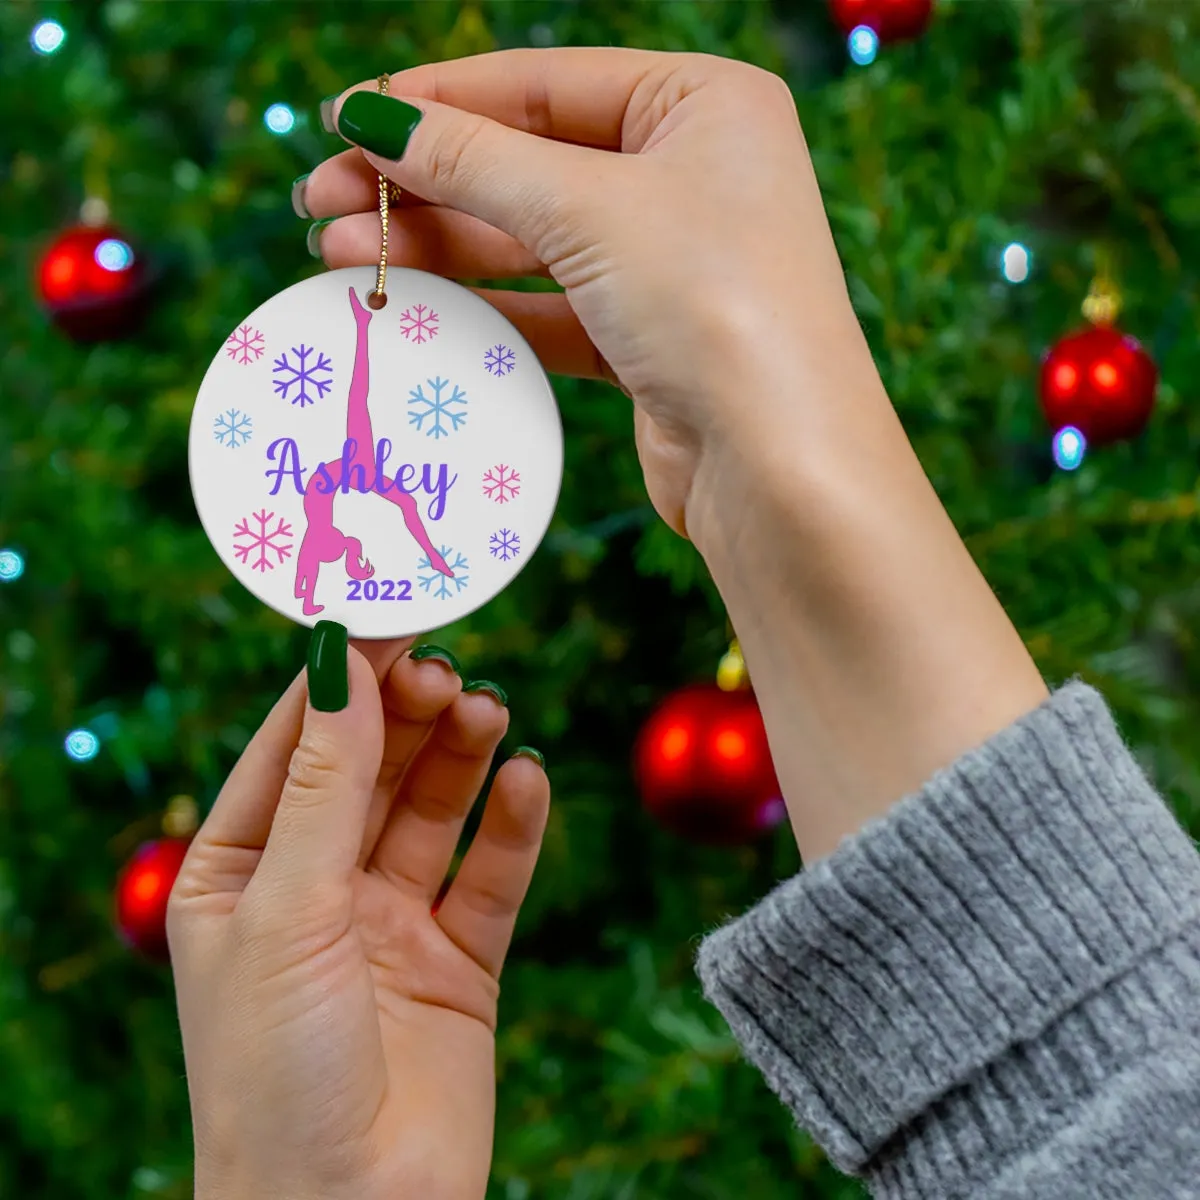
[368,74,398,310]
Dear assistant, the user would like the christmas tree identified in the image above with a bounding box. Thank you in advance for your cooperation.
[1,2,1198,1197]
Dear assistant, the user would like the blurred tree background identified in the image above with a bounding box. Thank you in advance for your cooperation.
[1,1,1199,1197]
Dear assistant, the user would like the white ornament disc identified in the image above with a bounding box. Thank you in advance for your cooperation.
[189,266,563,638]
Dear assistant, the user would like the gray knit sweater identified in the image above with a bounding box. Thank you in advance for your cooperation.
[696,682,1200,1198]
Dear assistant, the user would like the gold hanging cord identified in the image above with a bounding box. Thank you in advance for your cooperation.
[368,74,403,310]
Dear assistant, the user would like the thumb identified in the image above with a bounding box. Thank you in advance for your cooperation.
[331,89,599,254]
[256,622,384,892]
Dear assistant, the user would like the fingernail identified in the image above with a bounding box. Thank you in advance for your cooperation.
[319,94,339,133]
[463,679,508,707]
[409,644,461,675]
[308,620,349,712]
[512,746,545,769]
[336,91,424,160]
[306,218,335,259]
[291,173,311,219]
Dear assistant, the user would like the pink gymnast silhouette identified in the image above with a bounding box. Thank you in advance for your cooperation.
[294,287,453,616]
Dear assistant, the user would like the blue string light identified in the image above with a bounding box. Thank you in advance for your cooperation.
[1001,242,1032,284]
[1052,426,1086,471]
[264,103,296,135]
[848,25,879,66]
[31,20,66,55]
[95,238,135,272]
[65,729,101,762]
[0,548,24,582]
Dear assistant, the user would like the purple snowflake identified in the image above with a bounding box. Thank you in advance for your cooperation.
[273,345,333,407]
[484,344,516,377]
[489,529,521,562]
[233,510,294,572]
[482,464,521,503]
[226,324,265,364]
[398,303,439,344]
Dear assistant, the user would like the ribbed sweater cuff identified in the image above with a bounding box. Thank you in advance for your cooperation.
[695,681,1200,1191]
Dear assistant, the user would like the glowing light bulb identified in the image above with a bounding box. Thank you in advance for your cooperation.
[0,549,24,582]
[95,239,134,272]
[264,103,296,135]
[1052,426,1086,471]
[65,729,101,761]
[1001,242,1031,284]
[31,20,66,55]
[848,25,879,66]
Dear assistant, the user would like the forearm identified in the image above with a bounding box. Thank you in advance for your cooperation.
[687,329,1048,862]
[696,680,1200,1195]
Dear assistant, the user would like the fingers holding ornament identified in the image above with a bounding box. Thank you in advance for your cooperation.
[310,206,549,281]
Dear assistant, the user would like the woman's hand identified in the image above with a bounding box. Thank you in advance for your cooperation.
[301,50,1048,863]
[168,630,549,1200]
[299,47,871,549]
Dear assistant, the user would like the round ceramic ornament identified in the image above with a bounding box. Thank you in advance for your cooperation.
[189,264,563,637]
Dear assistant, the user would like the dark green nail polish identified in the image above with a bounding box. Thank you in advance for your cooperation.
[512,746,545,769]
[464,680,508,707]
[336,91,424,160]
[306,218,335,259]
[319,94,338,133]
[409,644,461,674]
[291,173,311,219]
[308,620,348,712]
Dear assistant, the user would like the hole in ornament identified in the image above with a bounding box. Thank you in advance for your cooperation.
[367,291,388,310]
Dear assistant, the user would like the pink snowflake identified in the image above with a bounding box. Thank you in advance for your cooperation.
[398,303,439,344]
[233,509,293,572]
[482,464,521,503]
[226,324,265,364]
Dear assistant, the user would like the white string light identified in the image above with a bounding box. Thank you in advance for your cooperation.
[1052,426,1086,471]
[264,103,296,135]
[64,729,101,762]
[31,20,66,55]
[0,548,24,582]
[95,239,135,272]
[848,26,879,66]
[1001,242,1032,284]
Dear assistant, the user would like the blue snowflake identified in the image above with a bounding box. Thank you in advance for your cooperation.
[489,528,520,561]
[213,408,253,448]
[417,546,469,599]
[273,344,333,407]
[408,376,468,439]
[484,344,516,377]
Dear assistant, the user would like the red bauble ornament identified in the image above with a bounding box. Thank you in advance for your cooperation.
[1039,325,1158,446]
[37,224,150,341]
[114,837,191,960]
[634,684,784,845]
[829,0,934,42]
